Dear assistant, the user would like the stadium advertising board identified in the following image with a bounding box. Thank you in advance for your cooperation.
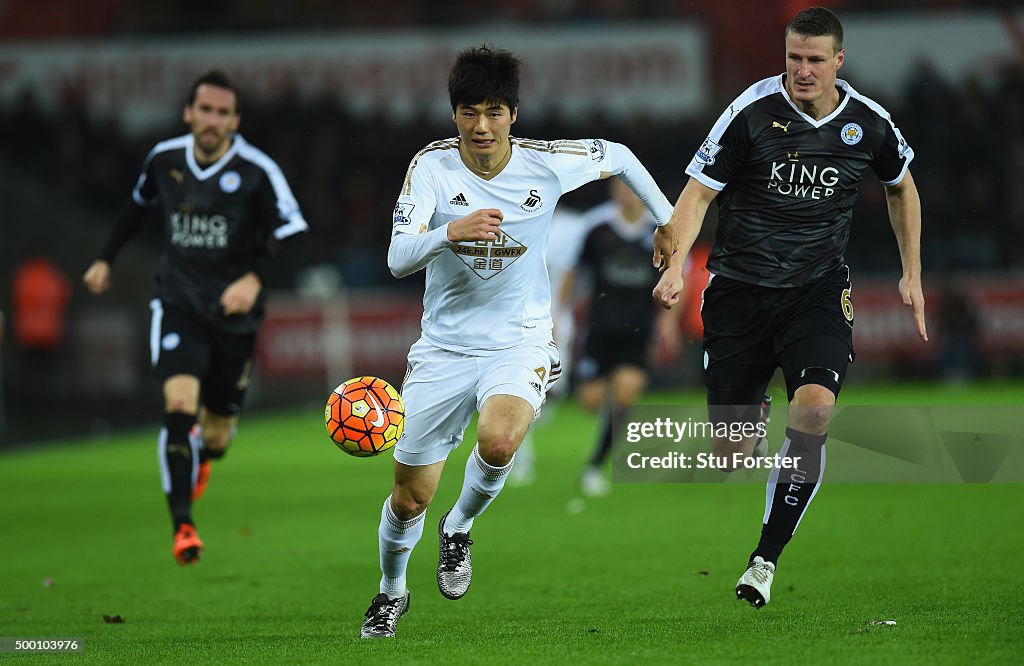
[0,26,706,133]
[255,279,1024,387]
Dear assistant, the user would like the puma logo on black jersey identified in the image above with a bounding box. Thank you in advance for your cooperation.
[772,120,791,132]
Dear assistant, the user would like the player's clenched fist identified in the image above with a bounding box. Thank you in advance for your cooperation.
[652,267,684,310]
[83,260,112,295]
[447,208,503,242]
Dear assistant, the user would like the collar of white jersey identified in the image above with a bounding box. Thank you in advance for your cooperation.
[778,74,852,129]
[185,133,245,181]
[453,137,520,181]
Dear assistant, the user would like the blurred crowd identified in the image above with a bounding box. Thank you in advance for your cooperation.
[0,0,1011,37]
[1,55,1022,287]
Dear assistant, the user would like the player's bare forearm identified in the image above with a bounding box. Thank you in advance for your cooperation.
[885,171,922,279]
[447,209,503,242]
[655,178,716,270]
[885,170,928,341]
[652,225,678,270]
[652,252,685,309]
[220,272,262,315]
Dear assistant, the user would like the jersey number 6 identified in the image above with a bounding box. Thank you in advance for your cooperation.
[840,288,854,323]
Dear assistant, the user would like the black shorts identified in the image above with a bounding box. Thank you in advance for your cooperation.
[149,299,256,416]
[575,321,651,382]
[701,268,854,405]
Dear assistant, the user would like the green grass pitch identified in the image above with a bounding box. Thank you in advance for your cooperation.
[1,383,1022,664]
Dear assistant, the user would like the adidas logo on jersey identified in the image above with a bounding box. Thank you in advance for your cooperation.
[450,193,469,206]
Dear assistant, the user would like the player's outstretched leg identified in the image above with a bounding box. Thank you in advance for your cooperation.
[362,493,426,637]
[436,509,474,600]
[738,426,826,607]
[161,411,202,564]
[437,444,513,599]
[360,591,410,639]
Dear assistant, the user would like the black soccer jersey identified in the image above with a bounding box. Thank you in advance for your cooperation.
[131,133,307,333]
[577,202,660,333]
[686,75,914,288]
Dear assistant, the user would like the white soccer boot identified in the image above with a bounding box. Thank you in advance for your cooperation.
[736,556,775,608]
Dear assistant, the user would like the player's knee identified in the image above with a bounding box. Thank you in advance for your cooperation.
[203,428,233,453]
[165,398,196,414]
[389,488,431,520]
[477,422,528,465]
[576,385,604,412]
[477,441,517,467]
[577,393,602,413]
[789,406,832,435]
[790,384,835,435]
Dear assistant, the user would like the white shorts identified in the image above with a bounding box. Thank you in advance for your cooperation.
[393,337,561,466]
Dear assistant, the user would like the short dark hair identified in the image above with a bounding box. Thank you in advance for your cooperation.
[448,45,521,112]
[187,70,240,113]
[786,6,844,52]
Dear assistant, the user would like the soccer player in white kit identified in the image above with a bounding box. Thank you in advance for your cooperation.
[359,45,678,638]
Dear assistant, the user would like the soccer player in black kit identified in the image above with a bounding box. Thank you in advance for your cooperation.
[652,7,927,607]
[572,178,679,497]
[83,71,309,565]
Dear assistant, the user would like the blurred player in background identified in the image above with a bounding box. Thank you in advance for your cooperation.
[571,178,681,496]
[653,6,926,608]
[362,44,674,638]
[83,71,309,566]
[508,204,593,486]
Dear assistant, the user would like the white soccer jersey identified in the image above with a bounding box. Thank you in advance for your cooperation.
[389,137,671,354]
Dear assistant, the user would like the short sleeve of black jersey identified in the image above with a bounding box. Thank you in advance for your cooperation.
[131,149,160,206]
[686,109,753,190]
[252,175,309,283]
[870,114,914,185]
[253,176,284,237]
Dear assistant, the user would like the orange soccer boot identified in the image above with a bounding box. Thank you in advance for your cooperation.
[172,523,204,566]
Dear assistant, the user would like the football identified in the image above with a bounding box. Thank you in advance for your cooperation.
[324,376,405,457]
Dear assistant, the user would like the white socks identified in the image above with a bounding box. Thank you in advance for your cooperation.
[378,494,425,599]
[443,444,513,535]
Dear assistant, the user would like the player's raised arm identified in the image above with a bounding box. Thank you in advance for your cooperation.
[579,140,680,268]
[551,139,674,257]
[884,170,927,342]
[596,141,674,226]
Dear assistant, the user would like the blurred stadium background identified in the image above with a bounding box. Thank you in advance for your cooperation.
[1,0,1022,444]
